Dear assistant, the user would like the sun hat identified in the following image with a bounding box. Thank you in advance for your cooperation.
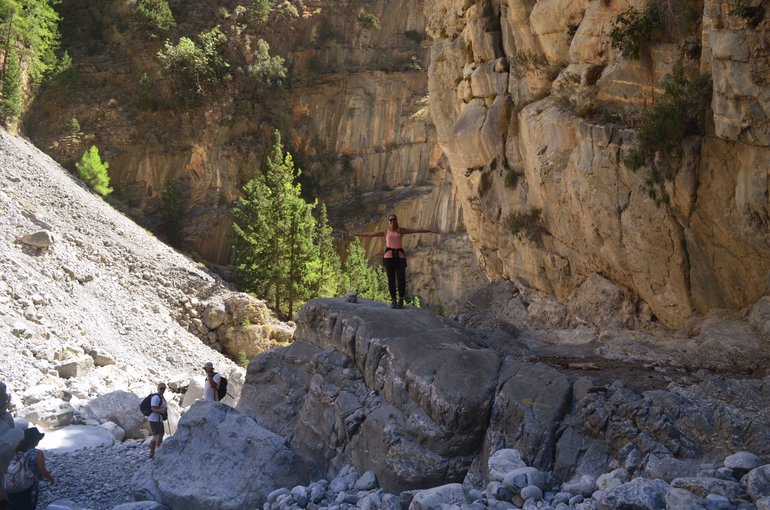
[19,426,45,450]
[202,362,214,369]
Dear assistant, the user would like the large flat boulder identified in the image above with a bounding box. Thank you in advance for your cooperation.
[239,298,501,491]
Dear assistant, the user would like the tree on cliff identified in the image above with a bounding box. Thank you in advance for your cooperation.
[0,47,21,125]
[0,0,61,88]
[231,130,318,317]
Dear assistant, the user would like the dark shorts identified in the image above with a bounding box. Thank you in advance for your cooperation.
[150,421,164,435]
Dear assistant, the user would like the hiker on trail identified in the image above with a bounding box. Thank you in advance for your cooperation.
[0,383,21,510]
[202,362,221,401]
[355,213,437,309]
[148,382,168,459]
[6,427,53,510]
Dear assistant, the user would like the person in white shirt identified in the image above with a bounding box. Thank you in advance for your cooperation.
[202,362,221,401]
[148,382,168,458]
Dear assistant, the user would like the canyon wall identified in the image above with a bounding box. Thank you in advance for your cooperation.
[23,0,486,306]
[20,0,770,323]
[424,0,770,327]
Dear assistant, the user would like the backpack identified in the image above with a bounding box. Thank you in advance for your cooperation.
[139,393,157,416]
[3,451,35,494]
[216,374,228,401]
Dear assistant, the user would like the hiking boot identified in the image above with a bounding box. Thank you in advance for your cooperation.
[390,301,398,309]
[397,299,404,309]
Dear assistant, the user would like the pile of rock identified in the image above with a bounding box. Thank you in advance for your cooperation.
[261,448,770,510]
[176,293,295,358]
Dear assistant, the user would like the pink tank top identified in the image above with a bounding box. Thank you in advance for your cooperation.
[384,229,404,258]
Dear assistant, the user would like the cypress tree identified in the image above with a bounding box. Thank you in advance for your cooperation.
[307,203,342,298]
[340,238,388,301]
[76,146,112,196]
[232,130,318,317]
[160,179,185,247]
[0,46,21,126]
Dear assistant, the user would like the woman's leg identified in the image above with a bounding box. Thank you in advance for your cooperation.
[396,258,406,308]
[383,258,397,306]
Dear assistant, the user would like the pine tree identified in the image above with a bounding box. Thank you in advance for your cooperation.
[0,0,61,88]
[160,179,185,247]
[282,190,316,317]
[0,46,21,126]
[76,146,112,196]
[340,238,389,301]
[307,203,342,297]
[232,130,318,317]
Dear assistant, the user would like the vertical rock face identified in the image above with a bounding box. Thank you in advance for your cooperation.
[424,0,770,326]
[23,0,486,306]
[22,0,770,318]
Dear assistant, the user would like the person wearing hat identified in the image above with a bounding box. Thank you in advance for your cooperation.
[202,362,220,401]
[7,427,53,510]
[0,382,21,510]
[148,382,168,459]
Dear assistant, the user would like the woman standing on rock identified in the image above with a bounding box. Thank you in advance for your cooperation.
[7,427,54,510]
[355,214,437,309]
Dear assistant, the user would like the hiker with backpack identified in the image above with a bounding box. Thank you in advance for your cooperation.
[202,362,227,401]
[4,427,53,510]
[145,382,168,458]
[0,382,22,510]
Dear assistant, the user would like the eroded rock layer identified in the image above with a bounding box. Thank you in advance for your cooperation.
[237,298,770,492]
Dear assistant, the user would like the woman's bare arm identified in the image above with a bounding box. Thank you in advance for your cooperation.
[399,227,437,235]
[355,231,385,238]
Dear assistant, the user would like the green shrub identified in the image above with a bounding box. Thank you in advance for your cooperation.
[237,351,249,367]
[247,39,286,86]
[623,67,712,204]
[358,12,381,30]
[76,146,113,196]
[68,115,80,134]
[135,0,176,32]
[609,7,661,59]
[157,26,230,94]
[252,0,271,23]
[507,208,541,239]
[52,51,77,85]
[137,72,158,110]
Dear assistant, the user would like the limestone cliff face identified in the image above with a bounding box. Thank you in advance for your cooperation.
[424,0,770,327]
[23,0,485,306]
